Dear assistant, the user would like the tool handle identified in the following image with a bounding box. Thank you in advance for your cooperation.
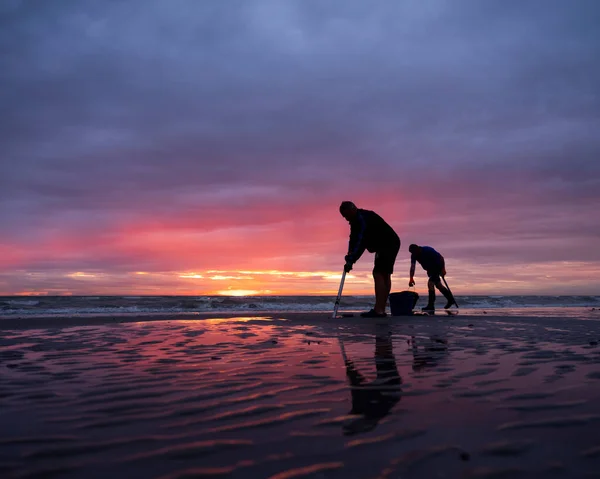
[442,276,458,308]
[332,269,347,318]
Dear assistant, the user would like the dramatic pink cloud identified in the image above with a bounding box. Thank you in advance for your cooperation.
[1,0,599,295]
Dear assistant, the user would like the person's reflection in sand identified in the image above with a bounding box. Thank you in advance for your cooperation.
[410,334,449,372]
[342,328,402,435]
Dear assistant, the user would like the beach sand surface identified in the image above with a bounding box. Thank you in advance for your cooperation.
[1,313,600,478]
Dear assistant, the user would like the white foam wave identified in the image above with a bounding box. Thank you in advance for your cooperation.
[1,295,599,319]
[5,300,40,306]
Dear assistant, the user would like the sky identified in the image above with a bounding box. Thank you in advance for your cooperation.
[1,0,599,296]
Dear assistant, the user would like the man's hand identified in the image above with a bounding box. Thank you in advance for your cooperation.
[344,255,354,273]
[409,277,415,287]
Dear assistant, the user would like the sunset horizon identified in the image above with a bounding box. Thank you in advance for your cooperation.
[3,260,599,297]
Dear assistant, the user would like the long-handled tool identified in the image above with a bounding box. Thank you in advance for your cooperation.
[441,275,458,308]
[332,269,347,318]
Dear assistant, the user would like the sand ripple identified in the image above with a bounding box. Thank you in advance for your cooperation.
[1,314,599,478]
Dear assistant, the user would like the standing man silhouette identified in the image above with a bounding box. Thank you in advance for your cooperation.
[339,201,400,317]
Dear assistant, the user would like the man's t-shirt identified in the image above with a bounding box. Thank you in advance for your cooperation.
[347,209,400,263]
[411,246,443,272]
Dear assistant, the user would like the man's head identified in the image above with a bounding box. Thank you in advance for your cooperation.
[409,244,421,255]
[339,201,358,222]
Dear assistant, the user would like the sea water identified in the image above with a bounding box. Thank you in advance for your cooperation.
[1,295,599,320]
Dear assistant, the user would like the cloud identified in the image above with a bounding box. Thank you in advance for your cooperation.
[0,0,599,294]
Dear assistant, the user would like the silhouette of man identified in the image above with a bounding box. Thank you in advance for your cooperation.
[342,329,402,435]
[339,201,400,317]
[408,244,456,311]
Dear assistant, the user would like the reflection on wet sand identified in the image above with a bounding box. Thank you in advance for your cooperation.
[342,327,402,435]
[1,314,600,478]
[411,334,449,371]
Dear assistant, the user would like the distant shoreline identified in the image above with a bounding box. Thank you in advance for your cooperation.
[2,294,599,298]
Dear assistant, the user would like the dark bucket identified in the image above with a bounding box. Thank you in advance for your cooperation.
[389,291,419,316]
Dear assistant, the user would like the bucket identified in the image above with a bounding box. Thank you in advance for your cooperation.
[389,291,419,316]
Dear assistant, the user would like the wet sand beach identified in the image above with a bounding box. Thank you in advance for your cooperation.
[1,313,600,478]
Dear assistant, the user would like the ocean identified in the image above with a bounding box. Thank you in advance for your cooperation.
[1,295,600,320]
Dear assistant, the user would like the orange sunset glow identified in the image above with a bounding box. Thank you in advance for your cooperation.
[2,191,600,295]
[1,1,599,298]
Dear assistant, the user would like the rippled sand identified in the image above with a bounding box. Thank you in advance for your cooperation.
[1,314,600,478]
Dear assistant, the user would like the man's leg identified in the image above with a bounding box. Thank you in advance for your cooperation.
[423,278,436,311]
[433,277,454,308]
[364,243,398,317]
[374,272,391,314]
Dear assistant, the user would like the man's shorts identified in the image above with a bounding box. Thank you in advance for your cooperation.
[427,269,443,283]
[373,240,400,275]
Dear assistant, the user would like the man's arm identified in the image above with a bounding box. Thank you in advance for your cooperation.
[409,255,416,286]
[346,213,367,266]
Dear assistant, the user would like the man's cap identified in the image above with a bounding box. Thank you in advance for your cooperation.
[409,244,419,253]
